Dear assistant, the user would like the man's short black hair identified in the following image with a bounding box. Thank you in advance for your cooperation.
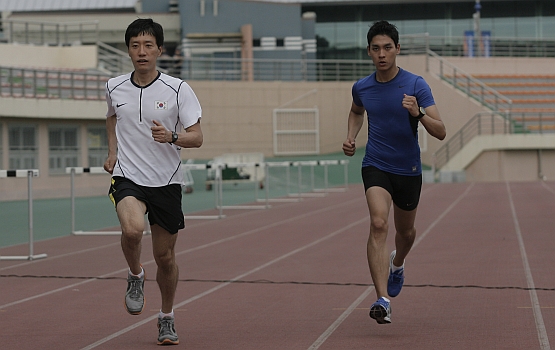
[367,20,399,47]
[125,18,164,48]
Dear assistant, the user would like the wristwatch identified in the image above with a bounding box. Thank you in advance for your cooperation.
[416,106,426,119]
[171,131,179,143]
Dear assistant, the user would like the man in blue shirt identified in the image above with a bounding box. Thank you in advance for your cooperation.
[343,21,446,324]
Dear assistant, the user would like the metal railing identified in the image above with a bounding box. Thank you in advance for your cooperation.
[97,42,133,75]
[426,49,513,113]
[432,111,555,171]
[0,66,109,100]
[177,57,374,82]
[0,19,99,46]
[322,34,555,58]
[425,35,555,58]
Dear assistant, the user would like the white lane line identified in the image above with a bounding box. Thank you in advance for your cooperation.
[0,197,361,310]
[0,267,128,309]
[308,286,375,350]
[0,242,121,272]
[307,182,476,350]
[80,217,369,350]
[506,182,551,350]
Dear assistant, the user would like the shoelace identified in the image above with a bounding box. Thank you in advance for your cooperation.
[390,269,404,280]
[128,279,143,300]
[158,318,175,337]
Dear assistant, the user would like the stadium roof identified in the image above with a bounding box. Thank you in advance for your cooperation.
[0,0,138,12]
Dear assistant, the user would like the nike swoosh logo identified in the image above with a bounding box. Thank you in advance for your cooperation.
[116,103,127,108]
[398,85,405,88]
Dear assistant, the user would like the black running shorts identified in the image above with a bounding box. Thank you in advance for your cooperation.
[361,166,422,211]
[109,176,184,234]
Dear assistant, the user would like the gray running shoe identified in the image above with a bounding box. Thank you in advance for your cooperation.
[157,316,180,345]
[124,272,145,315]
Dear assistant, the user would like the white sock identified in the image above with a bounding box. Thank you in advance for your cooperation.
[392,262,404,273]
[381,297,390,303]
[159,310,174,319]
[129,267,144,278]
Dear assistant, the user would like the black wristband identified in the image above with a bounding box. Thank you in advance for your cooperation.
[416,106,425,119]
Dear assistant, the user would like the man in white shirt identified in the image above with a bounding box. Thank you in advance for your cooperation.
[104,18,203,346]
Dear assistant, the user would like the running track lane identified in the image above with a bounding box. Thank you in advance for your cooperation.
[0,182,552,349]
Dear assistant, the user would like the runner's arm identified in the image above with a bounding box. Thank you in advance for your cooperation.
[343,102,366,156]
[104,114,117,174]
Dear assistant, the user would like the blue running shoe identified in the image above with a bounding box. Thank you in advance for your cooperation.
[387,250,404,297]
[369,297,391,324]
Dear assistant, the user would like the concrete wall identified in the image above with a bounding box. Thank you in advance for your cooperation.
[443,57,555,75]
[0,43,97,69]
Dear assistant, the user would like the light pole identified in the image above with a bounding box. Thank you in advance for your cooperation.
[473,0,482,56]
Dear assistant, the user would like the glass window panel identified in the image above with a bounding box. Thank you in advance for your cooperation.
[540,16,555,38]
[402,20,427,36]
[316,23,335,43]
[490,17,516,37]
[49,129,62,148]
[426,19,449,37]
[516,17,538,37]
[22,127,35,148]
[8,125,37,170]
[48,125,80,174]
[9,158,19,169]
[335,22,357,49]
[87,127,107,149]
[87,126,108,168]
[9,128,20,149]
[66,130,77,148]
[24,158,35,169]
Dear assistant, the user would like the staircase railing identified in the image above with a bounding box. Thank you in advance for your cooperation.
[432,111,555,172]
[96,42,133,75]
[426,49,513,113]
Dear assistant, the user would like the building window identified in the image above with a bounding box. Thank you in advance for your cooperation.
[87,126,107,168]
[49,126,79,174]
[9,125,38,170]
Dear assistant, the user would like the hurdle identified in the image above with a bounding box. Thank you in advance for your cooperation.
[66,167,151,236]
[216,162,270,210]
[0,169,48,261]
[182,162,225,219]
[256,159,350,203]
[312,159,350,193]
[257,161,302,203]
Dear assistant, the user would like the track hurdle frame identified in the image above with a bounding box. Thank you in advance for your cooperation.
[257,161,302,203]
[216,162,270,210]
[0,169,48,261]
[66,167,152,236]
[182,162,225,220]
[312,159,349,193]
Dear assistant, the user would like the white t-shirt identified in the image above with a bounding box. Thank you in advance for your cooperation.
[106,71,202,187]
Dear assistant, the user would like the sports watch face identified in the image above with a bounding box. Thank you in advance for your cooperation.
[419,106,426,115]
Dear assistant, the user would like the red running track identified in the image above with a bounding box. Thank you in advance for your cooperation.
[0,182,553,349]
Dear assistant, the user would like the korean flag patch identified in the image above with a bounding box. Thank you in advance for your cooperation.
[155,101,168,110]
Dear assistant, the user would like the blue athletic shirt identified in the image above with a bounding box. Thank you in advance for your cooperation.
[352,68,435,176]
